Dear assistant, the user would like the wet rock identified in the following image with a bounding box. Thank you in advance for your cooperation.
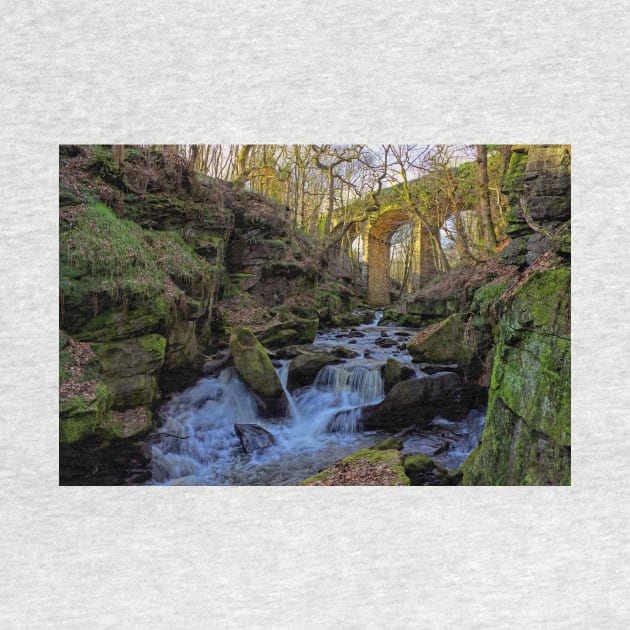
[274,344,315,359]
[362,372,468,431]
[417,362,458,375]
[256,317,318,348]
[382,358,416,394]
[346,330,366,338]
[330,346,359,359]
[394,425,420,438]
[202,349,232,375]
[287,351,342,389]
[234,423,276,453]
[375,337,398,348]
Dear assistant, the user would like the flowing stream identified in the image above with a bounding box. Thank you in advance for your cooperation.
[149,318,485,485]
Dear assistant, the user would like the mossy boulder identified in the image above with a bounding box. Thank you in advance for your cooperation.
[60,382,113,444]
[370,437,403,451]
[229,327,287,416]
[404,453,435,474]
[300,448,410,486]
[94,334,166,408]
[462,268,571,485]
[407,314,473,366]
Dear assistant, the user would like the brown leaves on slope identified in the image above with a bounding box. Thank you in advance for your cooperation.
[60,337,98,402]
[418,255,518,301]
[304,459,406,486]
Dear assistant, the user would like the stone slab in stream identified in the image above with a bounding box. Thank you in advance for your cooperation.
[234,423,276,454]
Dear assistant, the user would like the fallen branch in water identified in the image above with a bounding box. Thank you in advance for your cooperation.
[149,431,190,440]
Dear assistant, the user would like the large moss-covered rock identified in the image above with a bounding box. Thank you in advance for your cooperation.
[94,334,166,408]
[74,302,167,342]
[405,295,460,324]
[60,382,113,444]
[462,268,571,485]
[229,327,287,416]
[407,314,473,366]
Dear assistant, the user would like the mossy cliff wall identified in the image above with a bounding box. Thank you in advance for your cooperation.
[462,268,570,485]
[461,144,571,485]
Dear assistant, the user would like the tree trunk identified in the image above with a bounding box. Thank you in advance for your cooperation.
[112,145,124,170]
[324,166,335,237]
[476,144,497,252]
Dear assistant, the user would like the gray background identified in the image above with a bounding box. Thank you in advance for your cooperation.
[1,0,628,627]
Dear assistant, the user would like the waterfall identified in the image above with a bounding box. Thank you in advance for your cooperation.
[277,360,302,422]
[369,310,384,326]
[288,364,385,438]
[151,367,258,484]
[314,364,384,404]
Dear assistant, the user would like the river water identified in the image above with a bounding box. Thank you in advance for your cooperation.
[149,315,485,485]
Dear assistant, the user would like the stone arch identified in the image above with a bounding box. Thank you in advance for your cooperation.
[367,208,414,306]
[365,208,440,306]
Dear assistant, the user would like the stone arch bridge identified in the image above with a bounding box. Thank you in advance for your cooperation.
[330,202,442,306]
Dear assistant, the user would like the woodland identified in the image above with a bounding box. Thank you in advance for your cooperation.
[59,143,571,485]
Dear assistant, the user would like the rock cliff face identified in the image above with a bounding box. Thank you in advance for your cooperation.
[59,145,340,483]
[462,145,571,485]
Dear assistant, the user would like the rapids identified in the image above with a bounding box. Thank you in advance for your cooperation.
[149,318,485,485]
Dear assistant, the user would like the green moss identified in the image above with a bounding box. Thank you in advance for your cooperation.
[59,348,72,385]
[75,302,168,342]
[403,453,435,473]
[462,268,571,485]
[370,437,403,451]
[60,202,219,321]
[59,382,113,444]
[137,333,167,358]
[230,327,283,400]
[258,318,318,348]
[407,314,473,365]
[472,281,508,316]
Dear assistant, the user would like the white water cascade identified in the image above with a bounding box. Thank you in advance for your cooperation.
[150,362,387,485]
[149,320,485,486]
